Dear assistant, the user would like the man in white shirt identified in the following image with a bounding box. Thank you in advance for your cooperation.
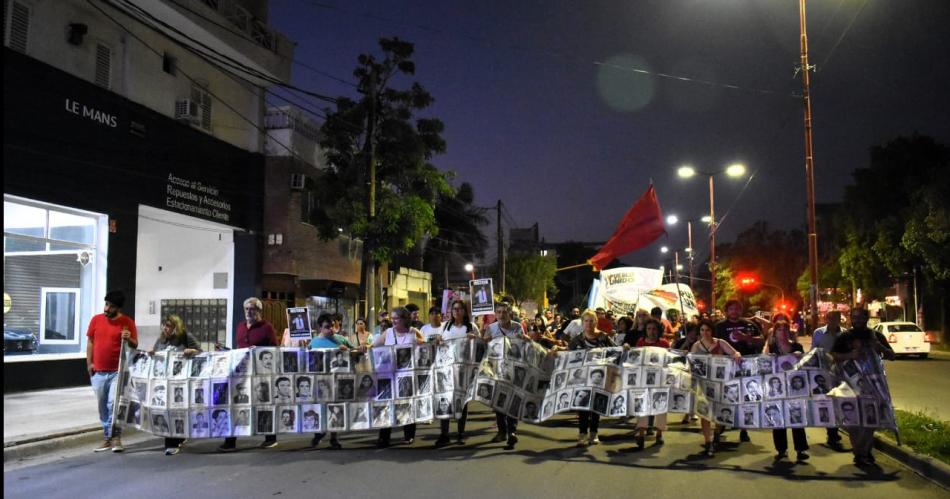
[560,307,583,339]
[419,306,443,341]
[810,310,846,451]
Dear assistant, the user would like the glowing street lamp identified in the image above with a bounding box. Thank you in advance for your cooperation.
[464,263,475,280]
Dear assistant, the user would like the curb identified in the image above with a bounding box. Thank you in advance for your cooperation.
[874,432,950,490]
[3,427,145,464]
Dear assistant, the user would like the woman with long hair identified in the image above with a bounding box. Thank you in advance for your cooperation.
[690,319,741,457]
[150,315,201,455]
[634,319,671,449]
[433,299,480,446]
[764,319,809,461]
[369,307,426,448]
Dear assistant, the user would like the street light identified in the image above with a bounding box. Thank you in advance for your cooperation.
[676,163,747,312]
[660,246,669,254]
[464,263,475,280]
[666,215,679,225]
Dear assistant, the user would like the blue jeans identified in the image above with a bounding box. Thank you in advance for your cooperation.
[91,372,121,438]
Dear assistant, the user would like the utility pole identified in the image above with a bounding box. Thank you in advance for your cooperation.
[364,68,378,332]
[497,199,506,294]
[799,0,820,332]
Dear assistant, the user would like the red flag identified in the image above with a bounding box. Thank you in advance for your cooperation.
[588,185,665,271]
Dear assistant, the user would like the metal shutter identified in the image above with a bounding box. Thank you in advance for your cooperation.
[7,1,29,53]
[95,43,112,89]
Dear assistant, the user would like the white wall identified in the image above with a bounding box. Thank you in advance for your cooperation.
[134,205,234,349]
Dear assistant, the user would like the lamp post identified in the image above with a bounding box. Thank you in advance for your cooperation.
[464,263,476,280]
[799,0,820,332]
[677,163,746,312]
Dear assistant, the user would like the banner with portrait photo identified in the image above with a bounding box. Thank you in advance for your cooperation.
[469,279,495,316]
[286,307,312,341]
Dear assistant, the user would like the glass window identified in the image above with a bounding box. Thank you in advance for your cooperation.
[49,211,96,245]
[42,289,79,343]
[3,202,45,238]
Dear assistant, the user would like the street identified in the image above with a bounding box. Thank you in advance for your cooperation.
[883,352,950,419]
[5,405,946,499]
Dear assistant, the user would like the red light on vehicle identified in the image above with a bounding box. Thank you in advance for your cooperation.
[924,333,933,343]
[888,334,897,343]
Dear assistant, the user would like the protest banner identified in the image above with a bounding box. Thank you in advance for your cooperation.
[286,307,311,341]
[470,279,495,316]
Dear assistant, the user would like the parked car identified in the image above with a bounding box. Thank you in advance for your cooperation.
[873,322,931,358]
[4,328,38,354]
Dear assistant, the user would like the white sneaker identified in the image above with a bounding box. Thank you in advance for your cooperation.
[577,433,589,447]
[589,433,600,445]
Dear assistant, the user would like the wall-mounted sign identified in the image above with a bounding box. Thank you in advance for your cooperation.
[65,98,117,128]
[165,174,232,223]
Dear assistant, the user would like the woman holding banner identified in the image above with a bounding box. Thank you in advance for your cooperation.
[432,299,480,447]
[569,309,614,447]
[369,307,426,448]
[763,319,809,461]
[634,319,671,449]
[690,319,741,457]
[150,314,201,455]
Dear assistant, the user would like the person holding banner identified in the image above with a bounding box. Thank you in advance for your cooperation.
[370,307,426,448]
[420,306,444,341]
[150,315,200,455]
[690,319,741,456]
[309,313,355,449]
[483,301,532,450]
[433,299,481,447]
[219,297,278,453]
[569,309,614,447]
[810,310,846,451]
[349,317,373,348]
[715,299,764,443]
[634,319,671,449]
[763,319,809,461]
[87,291,138,453]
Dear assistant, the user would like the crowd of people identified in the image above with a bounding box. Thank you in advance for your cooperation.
[85,291,893,467]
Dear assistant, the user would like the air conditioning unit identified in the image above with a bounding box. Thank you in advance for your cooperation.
[290,173,306,190]
[175,98,202,125]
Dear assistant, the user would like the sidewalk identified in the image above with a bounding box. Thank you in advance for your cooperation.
[3,386,103,446]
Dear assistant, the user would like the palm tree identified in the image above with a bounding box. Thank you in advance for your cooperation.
[424,182,489,288]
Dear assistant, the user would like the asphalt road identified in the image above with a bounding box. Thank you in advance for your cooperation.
[5,406,946,499]
[882,351,950,419]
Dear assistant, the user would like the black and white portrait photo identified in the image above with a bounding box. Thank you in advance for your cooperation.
[189,353,212,378]
[371,401,393,428]
[210,352,231,378]
[556,390,572,412]
[644,367,660,387]
[609,394,627,416]
[841,359,860,378]
[210,408,231,437]
[835,398,860,426]
[764,374,786,400]
[492,388,511,412]
[737,358,756,378]
[862,399,879,427]
[396,374,414,399]
[151,412,171,436]
[282,349,300,374]
[569,367,587,386]
[300,405,322,432]
[211,380,229,406]
[435,368,453,393]
[762,403,784,428]
[739,404,758,428]
[670,390,690,413]
[624,367,640,388]
[375,376,392,401]
[416,397,433,421]
[435,343,454,367]
[355,374,376,399]
[349,402,370,430]
[644,347,664,367]
[151,352,168,378]
[785,399,807,428]
[326,403,346,431]
[506,339,523,361]
[570,388,592,410]
[169,381,188,409]
[628,389,648,416]
[169,410,188,438]
[286,307,311,341]
[255,349,277,375]
[129,351,151,378]
[542,397,555,419]
[809,371,832,395]
[650,389,669,413]
[273,376,294,403]
[415,344,434,368]
[623,348,643,366]
[435,396,453,417]
[522,399,540,421]
[488,340,505,360]
[585,348,604,365]
[231,350,251,376]
[329,350,350,372]
[713,403,735,426]
[513,366,527,388]
[553,370,568,390]
[190,379,209,406]
[567,350,586,367]
[742,377,764,402]
[588,367,606,388]
[603,347,624,366]
[256,407,275,434]
[776,354,798,372]
[810,399,835,427]
[295,375,313,402]
[786,372,809,398]
[722,380,741,404]
[395,346,414,370]
[230,378,251,405]
[755,355,774,376]
[307,350,326,373]
[690,355,708,377]
[150,380,167,408]
[169,353,187,380]
[125,401,142,426]
[315,377,334,401]
[336,376,356,401]
[252,376,272,404]
[190,410,210,438]
[416,373,432,395]
[476,381,495,403]
[592,390,610,415]
[394,401,414,426]
[710,357,731,381]
[232,408,252,436]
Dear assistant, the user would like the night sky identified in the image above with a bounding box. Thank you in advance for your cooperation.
[269,0,950,268]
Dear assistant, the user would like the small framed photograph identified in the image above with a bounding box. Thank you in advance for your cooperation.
[281,348,301,374]
[336,375,356,401]
[328,350,351,373]
[512,365,528,389]
[568,367,588,386]
[210,408,232,437]
[251,376,272,404]
[230,377,251,405]
[609,393,628,416]
[736,358,757,378]
[125,401,143,427]
[190,409,211,438]
[570,388,592,410]
[713,403,736,427]
[375,376,393,401]
[809,370,833,395]
[861,398,880,427]
[710,357,731,382]
[272,376,294,404]
[555,389,572,413]
[190,379,209,406]
[669,389,691,413]
[231,349,252,376]
[840,359,861,378]
[761,402,784,428]
[254,348,278,375]
[353,351,374,374]
[169,410,189,438]
[786,371,809,398]
[415,344,434,369]
[307,350,326,374]
[326,403,347,431]
[566,349,586,368]
[628,389,649,416]
[416,373,432,396]
[552,370,568,390]
[395,374,414,399]
[738,404,759,428]
[542,396,556,419]
[588,367,607,388]
[666,351,688,368]
[394,400,414,426]
[371,401,393,429]
[591,390,610,415]
[232,407,252,435]
[755,355,775,376]
[475,380,495,404]
[128,351,151,378]
[255,406,276,435]
[799,349,824,370]
[150,411,171,436]
[294,375,314,402]
[662,369,679,389]
[776,354,799,372]
[809,399,835,427]
[624,367,641,388]
[585,348,605,365]
[210,352,231,378]
[784,398,808,428]
[314,376,334,401]
[506,339,523,362]
[764,373,787,400]
[210,378,229,406]
[168,352,188,380]
[623,348,643,367]
[433,367,454,393]
[300,404,322,433]
[395,346,414,370]
[643,347,665,367]
[149,379,168,409]
[151,352,168,379]
[435,343,454,367]
[493,386,512,412]
[372,346,395,373]
[643,367,661,387]
[703,380,721,402]
[522,397,542,422]
[189,353,212,378]
[877,401,894,427]
[349,402,370,430]
[286,307,311,341]
[168,380,189,409]
[649,388,669,413]
[434,394,454,418]
[722,380,741,404]
[741,376,764,402]
[354,373,376,399]
[689,355,708,378]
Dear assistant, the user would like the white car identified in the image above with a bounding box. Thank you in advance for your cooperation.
[873,322,932,358]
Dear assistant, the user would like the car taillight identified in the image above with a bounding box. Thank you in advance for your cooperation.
[888,334,898,343]
[924,333,932,343]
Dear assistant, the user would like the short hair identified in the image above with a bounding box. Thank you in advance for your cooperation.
[104,290,126,308]
[304,410,318,420]
[258,350,272,360]
[724,299,742,311]
[296,377,310,387]
[428,306,441,315]
[391,306,411,324]
[405,303,420,313]
[650,307,663,317]
[595,307,606,313]
[644,318,663,334]
[315,313,333,328]
[275,376,290,385]
[825,310,841,321]
[243,297,263,310]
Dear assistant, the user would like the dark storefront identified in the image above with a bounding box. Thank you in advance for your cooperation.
[3,48,264,391]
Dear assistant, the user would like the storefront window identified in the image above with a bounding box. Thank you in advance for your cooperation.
[3,196,106,359]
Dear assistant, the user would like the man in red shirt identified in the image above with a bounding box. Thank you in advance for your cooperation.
[86,291,138,453]
[219,297,278,452]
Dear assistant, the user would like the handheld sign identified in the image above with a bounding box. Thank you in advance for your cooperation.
[286,307,312,340]
[469,278,495,317]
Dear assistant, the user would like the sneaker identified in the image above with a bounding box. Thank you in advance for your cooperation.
[111,437,124,453]
[655,436,664,446]
[636,434,645,450]
[94,439,112,453]
[739,430,751,443]
[376,438,390,449]
[164,447,181,456]
[403,437,415,445]
[796,451,810,461]
[328,439,342,450]
[589,433,600,445]
[260,439,278,449]
[435,435,451,448]
[775,451,788,461]
[217,443,238,453]
[828,440,846,452]
[504,433,518,450]
[704,442,715,457]
[491,433,507,443]
[577,433,589,447]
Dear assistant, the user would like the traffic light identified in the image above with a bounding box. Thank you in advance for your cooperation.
[736,273,758,290]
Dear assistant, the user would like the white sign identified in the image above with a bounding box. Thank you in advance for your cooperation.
[469,279,495,316]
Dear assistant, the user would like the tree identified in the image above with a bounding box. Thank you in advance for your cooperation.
[314,38,452,264]
[715,221,806,310]
[424,182,490,288]
[506,252,557,308]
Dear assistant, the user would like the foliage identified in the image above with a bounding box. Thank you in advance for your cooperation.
[506,252,557,308]
[894,409,950,464]
[713,265,737,311]
[715,221,806,310]
[314,37,452,263]
[424,182,490,287]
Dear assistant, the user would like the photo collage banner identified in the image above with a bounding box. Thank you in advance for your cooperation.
[115,338,896,438]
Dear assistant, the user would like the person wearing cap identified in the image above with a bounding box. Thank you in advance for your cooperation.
[86,290,138,453]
